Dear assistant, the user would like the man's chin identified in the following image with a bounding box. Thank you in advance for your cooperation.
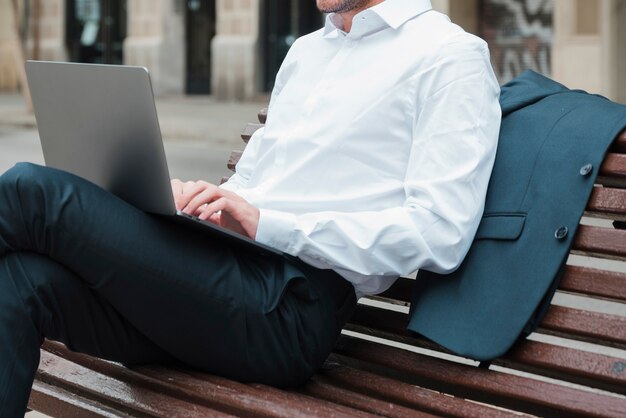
[316,0,365,14]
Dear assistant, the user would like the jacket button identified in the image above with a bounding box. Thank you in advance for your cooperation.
[555,226,569,240]
[580,163,593,176]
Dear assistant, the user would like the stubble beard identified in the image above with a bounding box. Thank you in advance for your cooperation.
[316,0,371,13]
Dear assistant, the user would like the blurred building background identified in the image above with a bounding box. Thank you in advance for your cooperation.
[0,0,625,103]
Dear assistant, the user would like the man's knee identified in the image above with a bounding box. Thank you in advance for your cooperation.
[1,163,87,215]
[0,163,53,197]
[3,162,46,183]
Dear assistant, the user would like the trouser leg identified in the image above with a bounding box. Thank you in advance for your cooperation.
[0,163,356,400]
[0,163,250,373]
[0,252,172,418]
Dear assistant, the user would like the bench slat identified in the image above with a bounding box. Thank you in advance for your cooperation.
[350,301,625,351]
[572,225,626,260]
[36,350,234,417]
[355,296,626,349]
[301,377,438,418]
[539,305,626,348]
[30,381,127,418]
[144,369,380,418]
[335,335,626,418]
[347,305,626,393]
[311,364,516,418]
[586,187,626,221]
[598,153,626,188]
[42,341,377,418]
[500,340,626,395]
[379,264,626,305]
[241,123,263,143]
[360,293,626,351]
[227,150,243,172]
[258,108,268,124]
[559,265,626,302]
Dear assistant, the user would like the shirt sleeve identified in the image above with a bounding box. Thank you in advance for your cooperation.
[255,38,502,277]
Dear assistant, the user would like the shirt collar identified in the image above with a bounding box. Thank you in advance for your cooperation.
[322,14,345,37]
[323,0,432,37]
[373,0,432,29]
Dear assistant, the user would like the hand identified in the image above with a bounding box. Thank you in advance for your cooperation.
[171,179,260,239]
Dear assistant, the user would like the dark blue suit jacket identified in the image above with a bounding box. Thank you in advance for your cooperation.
[407,71,626,360]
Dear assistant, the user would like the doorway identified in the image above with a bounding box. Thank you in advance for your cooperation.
[262,0,324,92]
[186,0,216,94]
[66,0,127,64]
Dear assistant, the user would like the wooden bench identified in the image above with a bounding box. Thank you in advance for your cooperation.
[29,109,626,417]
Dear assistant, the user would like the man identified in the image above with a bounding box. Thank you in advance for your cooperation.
[0,0,500,415]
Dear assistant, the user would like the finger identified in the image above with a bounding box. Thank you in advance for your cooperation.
[199,197,229,220]
[173,181,196,210]
[189,181,218,197]
[202,198,258,239]
[207,212,221,224]
[183,180,213,193]
[178,183,214,212]
[183,187,223,214]
[171,179,183,193]
[171,179,185,209]
[182,181,196,194]
[197,208,221,223]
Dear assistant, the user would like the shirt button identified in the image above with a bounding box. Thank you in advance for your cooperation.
[554,226,569,240]
[580,163,593,176]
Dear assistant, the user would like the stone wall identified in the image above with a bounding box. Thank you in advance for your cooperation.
[552,0,625,101]
[0,0,66,91]
[28,0,66,61]
[124,0,185,95]
[618,0,626,103]
[480,0,553,84]
[432,0,479,34]
[211,0,260,100]
[0,0,20,90]
[0,0,624,101]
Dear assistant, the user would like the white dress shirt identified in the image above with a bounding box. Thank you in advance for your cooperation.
[221,0,502,297]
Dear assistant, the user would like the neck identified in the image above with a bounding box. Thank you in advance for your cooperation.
[338,0,385,32]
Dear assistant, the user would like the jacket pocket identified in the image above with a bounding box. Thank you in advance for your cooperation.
[475,213,526,241]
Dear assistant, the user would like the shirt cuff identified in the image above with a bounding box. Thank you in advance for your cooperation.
[255,208,297,253]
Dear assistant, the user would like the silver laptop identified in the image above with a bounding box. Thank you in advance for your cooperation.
[25,60,282,256]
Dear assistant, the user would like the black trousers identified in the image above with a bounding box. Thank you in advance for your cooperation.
[0,163,356,417]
